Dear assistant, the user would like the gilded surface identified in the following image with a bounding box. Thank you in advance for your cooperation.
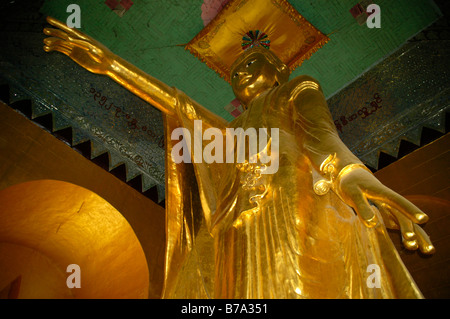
[43,17,435,299]
[186,0,329,83]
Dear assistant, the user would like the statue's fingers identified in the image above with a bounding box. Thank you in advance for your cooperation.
[70,38,97,52]
[67,39,102,63]
[46,16,65,26]
[43,37,90,52]
[373,201,415,241]
[371,201,398,229]
[44,28,94,51]
[365,185,428,224]
[46,17,77,35]
[413,224,435,254]
[43,44,72,56]
[87,51,102,64]
[43,38,71,52]
[388,204,416,241]
[43,37,65,47]
[46,16,91,41]
[43,39,73,55]
[44,27,69,40]
[402,237,419,251]
[349,191,378,228]
[390,193,429,224]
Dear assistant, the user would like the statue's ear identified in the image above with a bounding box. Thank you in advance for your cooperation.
[276,64,290,83]
[278,64,288,74]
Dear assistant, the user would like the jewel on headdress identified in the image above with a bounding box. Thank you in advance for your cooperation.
[241,30,270,51]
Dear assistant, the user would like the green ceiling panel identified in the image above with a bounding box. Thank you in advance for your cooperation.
[40,0,441,121]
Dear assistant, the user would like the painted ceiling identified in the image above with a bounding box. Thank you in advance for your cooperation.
[40,0,440,121]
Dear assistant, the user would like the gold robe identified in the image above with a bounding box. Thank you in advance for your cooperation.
[162,77,423,299]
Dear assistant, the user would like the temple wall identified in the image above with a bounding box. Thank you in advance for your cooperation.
[0,102,166,298]
[375,133,450,298]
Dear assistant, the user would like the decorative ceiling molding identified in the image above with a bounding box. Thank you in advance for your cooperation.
[0,83,165,207]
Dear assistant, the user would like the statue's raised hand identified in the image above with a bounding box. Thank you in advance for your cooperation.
[336,166,435,254]
[43,17,114,75]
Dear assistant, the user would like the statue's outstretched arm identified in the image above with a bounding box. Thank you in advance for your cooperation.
[43,16,226,129]
[43,17,177,116]
[291,75,434,255]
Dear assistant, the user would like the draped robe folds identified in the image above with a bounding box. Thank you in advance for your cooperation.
[161,78,423,299]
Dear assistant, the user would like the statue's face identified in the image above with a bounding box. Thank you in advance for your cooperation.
[230,51,286,109]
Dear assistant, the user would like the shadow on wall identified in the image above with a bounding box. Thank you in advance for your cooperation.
[0,179,149,299]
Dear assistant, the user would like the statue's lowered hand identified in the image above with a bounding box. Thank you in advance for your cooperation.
[337,166,435,255]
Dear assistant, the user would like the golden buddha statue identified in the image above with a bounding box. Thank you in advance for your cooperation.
[43,16,434,299]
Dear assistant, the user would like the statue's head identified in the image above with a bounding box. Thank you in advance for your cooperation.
[230,46,290,109]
